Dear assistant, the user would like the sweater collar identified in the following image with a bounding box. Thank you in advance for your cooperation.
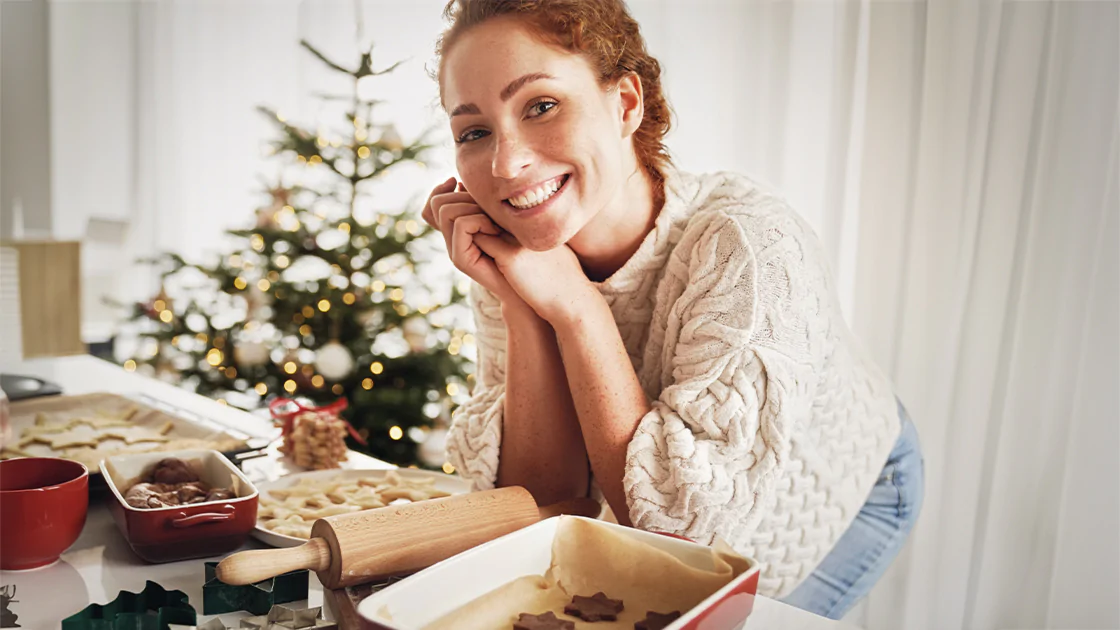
[593,167,695,294]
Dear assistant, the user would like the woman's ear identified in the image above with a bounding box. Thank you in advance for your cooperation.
[616,72,644,139]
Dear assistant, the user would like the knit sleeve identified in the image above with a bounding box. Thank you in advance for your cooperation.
[445,283,508,491]
[623,208,814,544]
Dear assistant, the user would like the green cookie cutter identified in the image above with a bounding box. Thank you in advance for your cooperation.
[202,562,308,615]
[61,580,196,630]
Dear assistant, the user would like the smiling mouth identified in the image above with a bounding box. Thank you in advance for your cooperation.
[505,174,570,210]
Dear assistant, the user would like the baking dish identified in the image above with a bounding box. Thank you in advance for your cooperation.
[100,449,258,563]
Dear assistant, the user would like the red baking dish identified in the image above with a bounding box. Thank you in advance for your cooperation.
[100,449,258,563]
[357,515,760,630]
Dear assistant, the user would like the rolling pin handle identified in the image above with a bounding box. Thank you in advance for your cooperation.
[215,537,332,585]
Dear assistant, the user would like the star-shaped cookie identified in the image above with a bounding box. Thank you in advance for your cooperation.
[636,610,682,630]
[513,612,575,630]
[564,592,624,622]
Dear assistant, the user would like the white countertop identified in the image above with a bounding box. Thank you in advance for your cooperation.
[0,355,853,630]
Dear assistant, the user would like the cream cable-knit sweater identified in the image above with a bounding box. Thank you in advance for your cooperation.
[446,169,901,597]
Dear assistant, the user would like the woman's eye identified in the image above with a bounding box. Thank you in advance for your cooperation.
[527,101,557,118]
[456,129,489,144]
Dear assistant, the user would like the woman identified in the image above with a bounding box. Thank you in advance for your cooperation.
[421,0,924,619]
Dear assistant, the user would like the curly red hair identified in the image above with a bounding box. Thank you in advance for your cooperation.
[435,0,673,195]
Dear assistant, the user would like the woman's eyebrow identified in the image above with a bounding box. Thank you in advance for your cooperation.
[500,72,555,101]
[449,103,481,118]
[449,72,556,118]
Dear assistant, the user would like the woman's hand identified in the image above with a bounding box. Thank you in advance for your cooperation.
[421,177,522,306]
[422,177,599,325]
[472,231,599,327]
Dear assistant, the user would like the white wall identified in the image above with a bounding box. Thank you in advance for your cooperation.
[48,1,136,335]
[1,0,52,240]
[49,1,134,240]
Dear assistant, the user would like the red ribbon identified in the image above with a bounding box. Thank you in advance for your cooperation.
[268,396,367,446]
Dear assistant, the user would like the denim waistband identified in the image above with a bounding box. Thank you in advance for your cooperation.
[892,396,921,458]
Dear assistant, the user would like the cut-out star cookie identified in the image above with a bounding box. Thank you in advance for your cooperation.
[564,592,624,622]
[21,429,102,450]
[636,610,682,630]
[73,415,136,430]
[513,612,575,630]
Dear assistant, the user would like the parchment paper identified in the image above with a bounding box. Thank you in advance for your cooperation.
[422,517,750,630]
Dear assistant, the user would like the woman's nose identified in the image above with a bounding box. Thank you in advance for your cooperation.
[491,135,532,179]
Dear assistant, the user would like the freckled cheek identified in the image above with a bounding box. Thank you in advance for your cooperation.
[535,123,580,164]
[456,153,496,205]
[454,152,479,186]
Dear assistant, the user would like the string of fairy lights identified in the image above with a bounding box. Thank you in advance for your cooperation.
[124,276,478,463]
[121,214,479,451]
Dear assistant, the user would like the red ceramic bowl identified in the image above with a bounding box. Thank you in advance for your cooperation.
[0,457,89,570]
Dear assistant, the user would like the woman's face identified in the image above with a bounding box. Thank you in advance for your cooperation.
[441,17,640,251]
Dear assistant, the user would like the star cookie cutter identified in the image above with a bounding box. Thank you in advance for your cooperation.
[239,604,337,629]
[202,562,309,615]
[169,620,231,630]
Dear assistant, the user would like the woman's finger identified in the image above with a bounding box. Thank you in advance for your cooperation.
[421,177,458,228]
[435,202,487,250]
[430,191,476,215]
[449,215,507,291]
[450,215,499,265]
[429,191,478,233]
[450,211,504,258]
[474,231,518,262]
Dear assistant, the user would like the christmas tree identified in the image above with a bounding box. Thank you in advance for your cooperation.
[116,40,474,467]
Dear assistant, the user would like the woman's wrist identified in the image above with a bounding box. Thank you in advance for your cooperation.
[542,285,609,333]
[501,298,547,330]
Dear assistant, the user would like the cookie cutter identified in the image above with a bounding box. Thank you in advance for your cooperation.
[169,620,231,630]
[240,604,337,629]
[203,562,308,615]
[61,580,196,630]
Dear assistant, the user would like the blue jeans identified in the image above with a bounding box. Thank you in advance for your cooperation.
[780,398,925,619]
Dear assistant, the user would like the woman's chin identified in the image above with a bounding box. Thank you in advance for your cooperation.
[510,223,574,252]
[520,236,565,252]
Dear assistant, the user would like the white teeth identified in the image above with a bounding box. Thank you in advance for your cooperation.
[508,176,564,209]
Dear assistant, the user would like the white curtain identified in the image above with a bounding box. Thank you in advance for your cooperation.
[49,1,1119,628]
[627,2,1118,628]
[855,3,1117,629]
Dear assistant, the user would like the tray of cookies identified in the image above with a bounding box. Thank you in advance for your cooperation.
[0,392,256,478]
[253,468,472,547]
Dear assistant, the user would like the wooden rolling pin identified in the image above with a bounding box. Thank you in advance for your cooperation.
[216,486,599,589]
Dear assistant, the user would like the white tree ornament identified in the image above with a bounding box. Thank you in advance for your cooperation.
[315,341,355,380]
